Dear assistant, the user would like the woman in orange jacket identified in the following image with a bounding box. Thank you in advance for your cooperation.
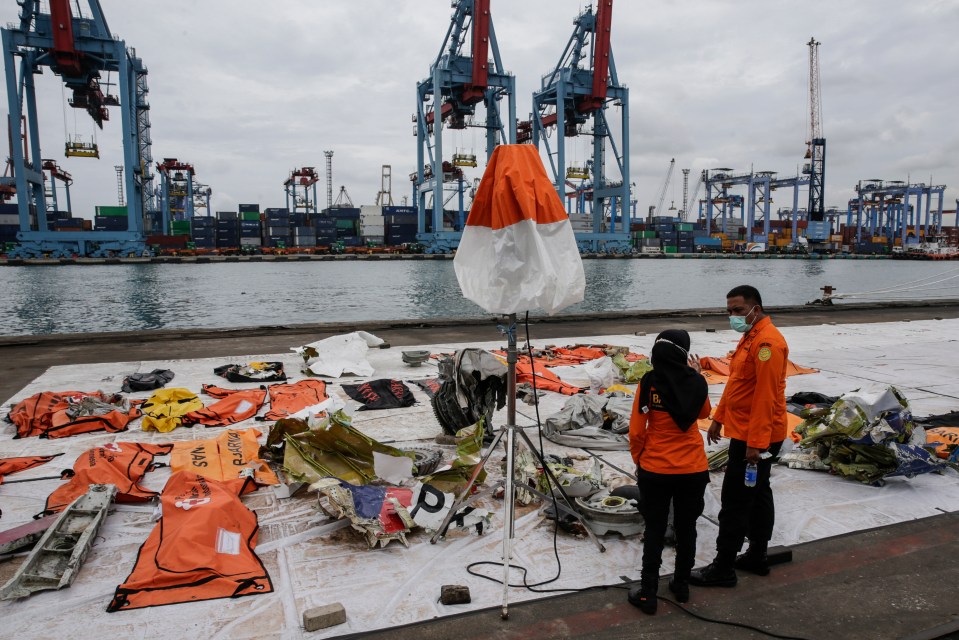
[627,329,710,614]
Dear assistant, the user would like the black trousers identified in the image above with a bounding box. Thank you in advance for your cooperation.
[716,438,784,562]
[637,471,709,579]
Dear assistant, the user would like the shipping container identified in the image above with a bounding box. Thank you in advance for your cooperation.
[96,205,127,217]
[238,204,260,213]
[146,234,188,249]
[94,216,128,231]
[216,211,238,221]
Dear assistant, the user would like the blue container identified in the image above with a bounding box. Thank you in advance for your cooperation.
[0,225,18,241]
[330,208,360,219]
[238,204,259,213]
[94,216,128,231]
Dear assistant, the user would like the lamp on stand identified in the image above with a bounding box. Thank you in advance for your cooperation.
[432,144,601,618]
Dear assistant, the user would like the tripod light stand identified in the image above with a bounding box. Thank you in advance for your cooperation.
[443,144,592,618]
[430,314,606,618]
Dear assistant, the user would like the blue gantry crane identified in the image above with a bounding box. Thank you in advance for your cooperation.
[531,0,631,253]
[156,158,196,233]
[847,179,945,246]
[703,169,811,245]
[2,0,155,257]
[414,0,516,254]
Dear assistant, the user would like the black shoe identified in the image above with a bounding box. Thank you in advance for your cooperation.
[628,584,658,615]
[688,562,737,588]
[668,577,689,603]
[735,550,770,576]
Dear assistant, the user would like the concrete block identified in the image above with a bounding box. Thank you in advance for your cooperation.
[440,584,471,605]
[303,602,347,632]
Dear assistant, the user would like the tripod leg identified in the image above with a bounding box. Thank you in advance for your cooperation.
[514,427,607,553]
[429,427,506,544]
[501,424,515,620]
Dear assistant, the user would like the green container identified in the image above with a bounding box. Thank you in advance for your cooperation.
[170,221,191,236]
[241,211,260,221]
[335,219,357,229]
[663,245,678,253]
[676,223,693,231]
[96,205,127,217]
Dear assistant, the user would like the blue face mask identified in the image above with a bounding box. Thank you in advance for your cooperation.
[729,306,758,333]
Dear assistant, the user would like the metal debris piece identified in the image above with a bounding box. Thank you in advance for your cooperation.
[0,514,59,557]
[0,483,117,600]
[574,489,644,537]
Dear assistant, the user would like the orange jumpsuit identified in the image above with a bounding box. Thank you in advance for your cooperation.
[713,316,789,450]
[629,390,710,474]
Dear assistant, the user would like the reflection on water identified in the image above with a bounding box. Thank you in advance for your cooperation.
[0,259,954,336]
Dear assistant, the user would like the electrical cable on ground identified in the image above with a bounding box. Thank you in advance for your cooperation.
[656,595,814,640]
[461,326,821,639]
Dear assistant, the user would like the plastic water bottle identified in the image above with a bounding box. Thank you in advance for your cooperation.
[744,462,758,487]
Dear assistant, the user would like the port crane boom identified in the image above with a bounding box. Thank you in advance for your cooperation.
[2,0,155,257]
[532,0,631,252]
[804,37,826,222]
[414,0,516,253]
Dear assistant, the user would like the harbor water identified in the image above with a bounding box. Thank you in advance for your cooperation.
[2,259,957,336]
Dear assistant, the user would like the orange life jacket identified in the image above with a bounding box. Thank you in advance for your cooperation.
[926,427,959,460]
[170,428,278,486]
[261,380,328,421]
[107,471,273,612]
[0,454,61,484]
[699,354,817,386]
[41,442,173,516]
[184,388,267,427]
[514,357,585,395]
[8,391,138,439]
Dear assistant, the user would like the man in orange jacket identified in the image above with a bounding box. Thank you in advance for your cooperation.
[690,285,789,587]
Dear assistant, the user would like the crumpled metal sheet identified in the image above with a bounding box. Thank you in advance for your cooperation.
[543,394,629,450]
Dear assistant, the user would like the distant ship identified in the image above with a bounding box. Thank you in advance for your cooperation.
[891,236,959,260]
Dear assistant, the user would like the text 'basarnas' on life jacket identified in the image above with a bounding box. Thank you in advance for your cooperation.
[108,471,273,612]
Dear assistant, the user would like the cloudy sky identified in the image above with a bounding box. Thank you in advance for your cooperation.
[3,0,958,223]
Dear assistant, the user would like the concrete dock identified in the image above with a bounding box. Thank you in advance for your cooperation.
[1,301,958,640]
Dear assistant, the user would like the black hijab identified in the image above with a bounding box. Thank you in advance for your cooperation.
[639,329,708,431]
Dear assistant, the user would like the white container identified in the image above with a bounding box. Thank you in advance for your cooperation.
[240,237,262,247]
